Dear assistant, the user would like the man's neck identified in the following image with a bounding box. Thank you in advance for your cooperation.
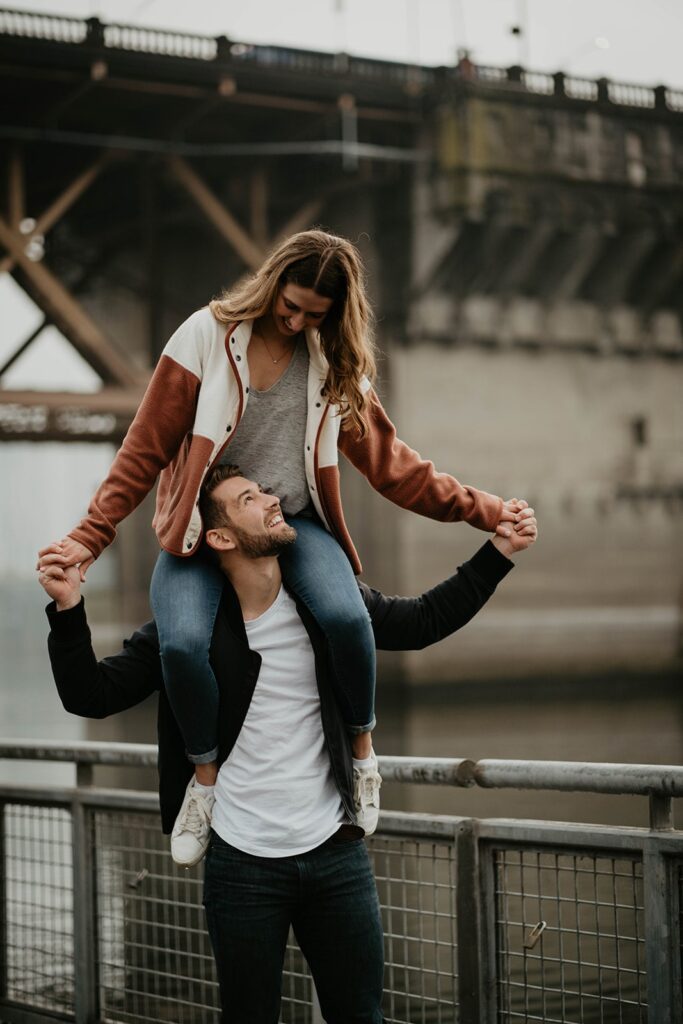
[218,553,283,621]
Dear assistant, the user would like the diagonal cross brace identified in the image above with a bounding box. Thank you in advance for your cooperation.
[0,214,139,388]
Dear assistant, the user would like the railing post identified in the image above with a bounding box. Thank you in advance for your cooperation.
[0,803,7,1003]
[642,840,681,1024]
[72,796,98,1023]
[650,793,674,830]
[455,819,490,1022]
[311,982,324,1024]
[76,762,94,788]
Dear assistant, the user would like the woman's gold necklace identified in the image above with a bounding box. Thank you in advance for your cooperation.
[260,333,294,364]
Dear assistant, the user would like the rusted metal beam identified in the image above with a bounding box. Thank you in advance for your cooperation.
[249,166,269,248]
[0,387,145,443]
[0,215,139,387]
[276,196,324,242]
[0,387,144,413]
[7,145,24,228]
[0,62,420,121]
[0,318,45,377]
[0,153,113,275]
[169,155,265,269]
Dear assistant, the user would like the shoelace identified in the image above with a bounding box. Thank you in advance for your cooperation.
[178,793,211,837]
[357,771,382,809]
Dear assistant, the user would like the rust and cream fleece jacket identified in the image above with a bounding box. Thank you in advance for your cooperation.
[69,308,503,574]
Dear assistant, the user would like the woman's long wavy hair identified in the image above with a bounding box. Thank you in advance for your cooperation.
[209,230,376,436]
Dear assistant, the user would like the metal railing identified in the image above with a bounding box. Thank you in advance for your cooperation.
[1,741,682,1023]
[1,6,682,114]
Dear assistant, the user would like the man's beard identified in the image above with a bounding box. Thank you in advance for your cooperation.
[232,521,297,558]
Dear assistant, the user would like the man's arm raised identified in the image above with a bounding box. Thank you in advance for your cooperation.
[363,507,537,651]
[38,561,162,719]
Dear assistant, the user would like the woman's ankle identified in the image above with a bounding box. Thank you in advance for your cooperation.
[195,762,218,787]
[351,733,373,760]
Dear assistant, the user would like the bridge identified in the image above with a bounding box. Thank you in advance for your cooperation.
[0,7,681,445]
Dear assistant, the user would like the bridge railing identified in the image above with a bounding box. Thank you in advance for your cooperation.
[1,6,682,113]
[0,741,682,1024]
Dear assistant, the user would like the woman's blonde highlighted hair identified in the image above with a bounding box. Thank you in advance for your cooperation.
[209,230,376,436]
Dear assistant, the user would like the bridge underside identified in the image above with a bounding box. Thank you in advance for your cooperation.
[0,14,682,442]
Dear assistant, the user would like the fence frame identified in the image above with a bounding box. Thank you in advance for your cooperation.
[1,742,682,1024]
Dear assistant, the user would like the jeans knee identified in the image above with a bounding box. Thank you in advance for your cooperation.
[321,603,373,646]
[160,629,211,673]
[346,602,373,635]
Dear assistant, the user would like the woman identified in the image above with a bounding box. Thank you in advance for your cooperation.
[38,230,525,864]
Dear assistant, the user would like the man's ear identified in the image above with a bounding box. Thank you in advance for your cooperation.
[205,528,236,552]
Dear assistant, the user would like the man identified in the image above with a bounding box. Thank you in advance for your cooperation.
[39,464,537,1024]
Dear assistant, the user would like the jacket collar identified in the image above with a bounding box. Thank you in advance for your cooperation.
[229,319,328,375]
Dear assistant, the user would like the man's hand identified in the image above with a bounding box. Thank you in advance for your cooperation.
[37,561,82,611]
[492,507,537,560]
[37,538,95,582]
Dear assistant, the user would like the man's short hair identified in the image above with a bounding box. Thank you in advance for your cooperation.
[199,463,243,531]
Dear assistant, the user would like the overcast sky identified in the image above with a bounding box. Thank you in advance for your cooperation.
[7,0,683,88]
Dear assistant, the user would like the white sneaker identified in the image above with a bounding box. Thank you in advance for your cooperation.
[171,778,215,867]
[353,754,382,836]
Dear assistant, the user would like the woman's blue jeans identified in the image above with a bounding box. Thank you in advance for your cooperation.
[150,514,377,764]
[203,830,385,1023]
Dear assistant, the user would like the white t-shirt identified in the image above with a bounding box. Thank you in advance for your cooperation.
[212,586,345,857]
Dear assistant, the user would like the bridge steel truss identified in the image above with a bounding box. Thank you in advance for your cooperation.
[0,9,682,443]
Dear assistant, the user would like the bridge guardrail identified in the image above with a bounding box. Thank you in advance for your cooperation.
[0,742,681,1023]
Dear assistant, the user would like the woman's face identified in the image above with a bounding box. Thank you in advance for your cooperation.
[272,283,333,337]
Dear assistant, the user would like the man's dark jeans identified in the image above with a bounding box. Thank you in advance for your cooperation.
[203,830,385,1023]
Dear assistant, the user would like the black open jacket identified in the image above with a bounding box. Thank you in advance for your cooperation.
[46,541,512,834]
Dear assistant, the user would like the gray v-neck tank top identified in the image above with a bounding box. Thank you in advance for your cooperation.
[219,338,311,515]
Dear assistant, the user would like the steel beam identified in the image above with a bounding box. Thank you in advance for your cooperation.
[474,759,683,795]
[542,223,606,302]
[0,216,139,387]
[643,844,682,1024]
[275,196,324,243]
[169,155,265,269]
[0,153,112,275]
[0,318,46,377]
[0,387,144,443]
[72,798,98,1023]
[497,220,555,295]
[7,146,24,228]
[249,166,269,248]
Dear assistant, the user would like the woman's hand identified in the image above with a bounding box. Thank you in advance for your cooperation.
[36,538,95,582]
[37,562,82,611]
[492,507,538,559]
[495,497,529,538]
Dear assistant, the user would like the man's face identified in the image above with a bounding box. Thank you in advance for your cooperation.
[211,476,297,558]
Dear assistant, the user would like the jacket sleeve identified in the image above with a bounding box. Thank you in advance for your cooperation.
[46,599,162,718]
[68,314,207,558]
[362,540,513,650]
[337,388,503,532]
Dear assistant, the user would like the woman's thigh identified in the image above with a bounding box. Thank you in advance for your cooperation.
[279,516,370,628]
[150,549,224,653]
